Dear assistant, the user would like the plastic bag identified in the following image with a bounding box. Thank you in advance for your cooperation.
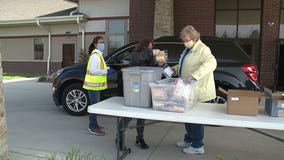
[172,78,197,101]
[172,79,187,100]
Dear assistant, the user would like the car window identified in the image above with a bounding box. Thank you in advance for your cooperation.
[205,41,251,62]
[154,41,250,63]
[108,46,134,64]
[154,42,184,63]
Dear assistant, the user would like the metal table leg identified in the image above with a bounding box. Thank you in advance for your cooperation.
[116,117,131,160]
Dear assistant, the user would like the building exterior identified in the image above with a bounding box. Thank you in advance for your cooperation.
[130,0,284,90]
[0,0,129,74]
[0,0,283,90]
[0,0,79,73]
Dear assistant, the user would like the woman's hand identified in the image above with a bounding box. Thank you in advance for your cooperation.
[185,76,196,83]
[188,76,195,81]
[152,49,160,56]
[171,67,177,75]
[155,50,166,64]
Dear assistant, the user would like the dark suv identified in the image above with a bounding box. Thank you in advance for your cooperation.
[52,36,260,116]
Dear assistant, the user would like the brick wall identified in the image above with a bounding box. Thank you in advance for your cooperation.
[0,53,9,159]
[130,0,215,40]
[129,0,155,41]
[260,0,281,89]
[174,0,215,36]
[2,62,62,74]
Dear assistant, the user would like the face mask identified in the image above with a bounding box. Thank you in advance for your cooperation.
[97,43,105,53]
[184,40,195,49]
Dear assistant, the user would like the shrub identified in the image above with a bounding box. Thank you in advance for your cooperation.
[78,49,89,64]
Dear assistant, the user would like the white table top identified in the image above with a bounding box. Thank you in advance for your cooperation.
[88,97,284,131]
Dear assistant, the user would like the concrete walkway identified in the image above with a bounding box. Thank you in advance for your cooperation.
[4,79,284,160]
[3,77,39,83]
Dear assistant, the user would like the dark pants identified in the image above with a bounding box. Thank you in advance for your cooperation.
[184,100,214,148]
[88,90,100,129]
[119,118,145,140]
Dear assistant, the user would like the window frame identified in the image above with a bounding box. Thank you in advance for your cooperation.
[280,0,284,38]
[215,0,262,39]
[106,19,128,55]
[34,38,44,60]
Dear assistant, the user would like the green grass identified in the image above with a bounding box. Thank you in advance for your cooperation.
[3,73,44,80]
[45,148,105,160]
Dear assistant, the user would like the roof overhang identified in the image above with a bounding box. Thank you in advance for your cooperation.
[0,15,87,27]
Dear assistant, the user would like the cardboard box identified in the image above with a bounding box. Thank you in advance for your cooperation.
[263,88,284,117]
[219,87,261,116]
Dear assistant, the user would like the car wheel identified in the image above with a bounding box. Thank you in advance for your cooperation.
[61,83,88,116]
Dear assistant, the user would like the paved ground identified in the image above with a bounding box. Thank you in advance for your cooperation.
[4,80,284,160]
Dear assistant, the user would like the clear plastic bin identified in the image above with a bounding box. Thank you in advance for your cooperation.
[122,66,163,108]
[150,78,198,112]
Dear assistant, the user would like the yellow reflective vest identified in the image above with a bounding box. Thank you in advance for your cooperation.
[83,50,108,91]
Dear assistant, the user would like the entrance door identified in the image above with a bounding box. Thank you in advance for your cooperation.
[277,40,284,91]
[62,44,75,67]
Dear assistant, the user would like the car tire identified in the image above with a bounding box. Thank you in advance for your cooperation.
[61,83,89,116]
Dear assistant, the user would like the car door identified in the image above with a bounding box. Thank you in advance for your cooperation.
[101,45,135,99]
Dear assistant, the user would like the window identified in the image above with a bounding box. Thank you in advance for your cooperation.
[34,38,44,60]
[280,0,284,38]
[238,10,261,38]
[216,11,237,38]
[205,41,250,62]
[216,0,261,39]
[107,46,134,64]
[107,20,128,54]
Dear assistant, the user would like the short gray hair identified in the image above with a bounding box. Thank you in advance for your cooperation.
[180,25,200,42]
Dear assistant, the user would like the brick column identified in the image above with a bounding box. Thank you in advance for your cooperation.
[260,0,281,89]
[153,0,174,38]
[129,0,155,41]
[174,0,215,35]
[0,51,8,159]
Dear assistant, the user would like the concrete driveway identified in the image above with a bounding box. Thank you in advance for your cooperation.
[4,79,284,160]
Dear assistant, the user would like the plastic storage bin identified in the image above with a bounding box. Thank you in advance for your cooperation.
[150,78,198,112]
[122,66,163,108]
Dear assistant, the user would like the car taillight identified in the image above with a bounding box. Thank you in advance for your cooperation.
[242,64,258,82]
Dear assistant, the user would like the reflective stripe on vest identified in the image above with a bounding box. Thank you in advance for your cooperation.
[83,51,107,90]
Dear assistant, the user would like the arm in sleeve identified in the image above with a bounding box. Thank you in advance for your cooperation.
[191,47,217,80]
[89,55,107,75]
[146,50,158,66]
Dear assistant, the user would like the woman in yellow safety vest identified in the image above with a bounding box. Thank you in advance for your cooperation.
[84,36,107,136]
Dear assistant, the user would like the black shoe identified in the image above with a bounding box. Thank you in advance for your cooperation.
[135,137,149,149]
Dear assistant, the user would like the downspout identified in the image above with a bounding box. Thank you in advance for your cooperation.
[37,19,51,74]
[71,6,85,52]
[70,7,79,16]
[76,16,85,52]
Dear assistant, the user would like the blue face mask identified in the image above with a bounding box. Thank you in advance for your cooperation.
[97,43,105,53]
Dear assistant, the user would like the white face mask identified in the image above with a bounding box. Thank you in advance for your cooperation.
[184,40,195,49]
